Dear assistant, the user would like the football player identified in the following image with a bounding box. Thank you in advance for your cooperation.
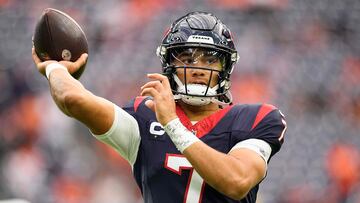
[32,12,287,203]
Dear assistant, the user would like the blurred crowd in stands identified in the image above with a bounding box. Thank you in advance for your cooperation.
[0,0,359,202]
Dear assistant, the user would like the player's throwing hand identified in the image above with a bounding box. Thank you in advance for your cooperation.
[32,47,88,78]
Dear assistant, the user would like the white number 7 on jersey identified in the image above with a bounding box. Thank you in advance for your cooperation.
[165,154,205,203]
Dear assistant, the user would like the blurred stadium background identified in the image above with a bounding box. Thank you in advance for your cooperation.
[0,0,359,202]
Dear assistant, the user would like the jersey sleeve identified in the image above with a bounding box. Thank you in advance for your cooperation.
[230,138,272,177]
[92,103,141,166]
[249,105,287,159]
[230,138,272,163]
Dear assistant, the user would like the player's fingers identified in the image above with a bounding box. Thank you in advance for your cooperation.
[147,73,168,83]
[32,48,59,68]
[63,53,88,74]
[147,73,171,89]
[73,53,88,68]
[141,81,163,92]
[32,49,58,75]
[32,47,42,65]
[144,100,155,112]
[58,54,86,74]
[140,87,160,98]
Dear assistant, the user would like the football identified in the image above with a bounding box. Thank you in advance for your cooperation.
[33,8,88,79]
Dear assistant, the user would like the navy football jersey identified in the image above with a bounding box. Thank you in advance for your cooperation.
[122,96,286,203]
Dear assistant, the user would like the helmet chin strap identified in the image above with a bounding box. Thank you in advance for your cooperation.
[173,74,230,106]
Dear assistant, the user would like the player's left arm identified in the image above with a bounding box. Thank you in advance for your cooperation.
[141,73,287,200]
[184,142,266,200]
[183,109,286,200]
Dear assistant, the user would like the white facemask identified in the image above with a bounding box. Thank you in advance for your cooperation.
[176,83,217,106]
[173,74,222,106]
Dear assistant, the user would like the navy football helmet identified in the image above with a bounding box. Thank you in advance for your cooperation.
[157,12,239,106]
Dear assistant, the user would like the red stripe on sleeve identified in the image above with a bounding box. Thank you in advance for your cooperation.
[251,104,276,130]
[134,96,147,112]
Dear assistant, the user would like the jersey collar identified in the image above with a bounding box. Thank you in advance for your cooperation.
[175,104,233,138]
